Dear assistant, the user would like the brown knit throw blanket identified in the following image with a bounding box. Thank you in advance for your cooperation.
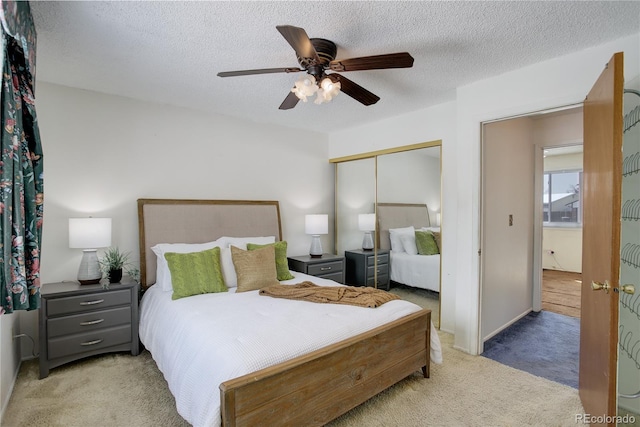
[259,281,400,308]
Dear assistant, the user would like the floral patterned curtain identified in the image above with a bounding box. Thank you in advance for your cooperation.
[0,0,43,315]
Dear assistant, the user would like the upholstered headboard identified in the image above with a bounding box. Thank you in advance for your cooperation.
[377,203,431,250]
[137,199,282,288]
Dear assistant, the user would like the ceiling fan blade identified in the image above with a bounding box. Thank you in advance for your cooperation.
[328,74,380,106]
[276,25,320,63]
[329,52,414,72]
[279,90,300,110]
[217,67,303,77]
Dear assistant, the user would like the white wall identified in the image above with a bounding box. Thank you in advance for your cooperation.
[0,313,20,425]
[542,228,582,272]
[7,82,333,383]
[328,33,640,354]
[336,158,376,254]
[481,117,535,340]
[377,149,441,210]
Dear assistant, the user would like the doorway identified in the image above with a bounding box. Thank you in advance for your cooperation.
[479,106,583,388]
[541,143,584,319]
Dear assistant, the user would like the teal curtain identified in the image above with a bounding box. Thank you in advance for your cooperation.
[0,1,43,315]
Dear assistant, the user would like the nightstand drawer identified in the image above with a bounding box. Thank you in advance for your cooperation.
[366,253,389,266]
[366,274,389,288]
[47,306,131,338]
[47,289,131,317]
[307,261,343,276]
[318,271,345,283]
[48,325,132,359]
[367,263,389,278]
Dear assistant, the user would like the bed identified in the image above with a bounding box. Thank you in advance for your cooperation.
[137,199,441,427]
[377,203,441,292]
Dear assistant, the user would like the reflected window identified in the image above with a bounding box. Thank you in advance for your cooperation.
[543,170,582,225]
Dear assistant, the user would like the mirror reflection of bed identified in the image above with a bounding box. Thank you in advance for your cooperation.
[334,144,442,328]
[378,203,441,327]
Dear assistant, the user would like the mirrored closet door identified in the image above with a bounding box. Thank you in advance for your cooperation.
[332,141,442,326]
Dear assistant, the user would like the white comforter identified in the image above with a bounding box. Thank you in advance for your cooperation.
[390,251,441,292]
[139,272,442,427]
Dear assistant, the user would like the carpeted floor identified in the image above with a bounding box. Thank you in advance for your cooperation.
[482,310,580,389]
[2,331,586,427]
[3,290,587,427]
[389,283,440,327]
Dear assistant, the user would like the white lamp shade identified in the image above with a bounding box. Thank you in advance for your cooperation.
[305,214,328,235]
[358,213,376,231]
[69,218,112,249]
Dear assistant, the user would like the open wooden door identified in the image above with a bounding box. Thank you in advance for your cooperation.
[579,52,624,425]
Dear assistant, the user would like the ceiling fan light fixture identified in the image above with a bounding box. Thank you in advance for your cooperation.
[292,75,318,102]
[314,78,341,104]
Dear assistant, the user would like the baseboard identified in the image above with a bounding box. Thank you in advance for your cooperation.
[0,358,21,425]
[482,308,532,343]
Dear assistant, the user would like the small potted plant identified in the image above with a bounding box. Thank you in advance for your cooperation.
[99,247,131,283]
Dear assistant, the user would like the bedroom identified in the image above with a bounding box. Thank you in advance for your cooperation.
[1,1,639,425]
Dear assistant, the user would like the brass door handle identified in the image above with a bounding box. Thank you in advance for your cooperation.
[591,281,610,293]
[592,281,635,295]
[619,284,635,295]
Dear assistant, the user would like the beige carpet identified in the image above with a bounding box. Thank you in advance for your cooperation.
[3,288,585,427]
[389,284,440,328]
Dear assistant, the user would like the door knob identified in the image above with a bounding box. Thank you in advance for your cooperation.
[619,284,635,295]
[591,281,610,292]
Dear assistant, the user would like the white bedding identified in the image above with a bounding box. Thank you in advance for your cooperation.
[139,271,442,427]
[390,251,441,292]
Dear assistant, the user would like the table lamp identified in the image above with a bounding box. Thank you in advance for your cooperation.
[69,217,112,285]
[305,214,328,258]
[358,213,376,251]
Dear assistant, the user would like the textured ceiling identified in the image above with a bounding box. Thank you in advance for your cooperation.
[31,1,640,134]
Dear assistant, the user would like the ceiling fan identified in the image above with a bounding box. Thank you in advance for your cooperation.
[217,25,414,110]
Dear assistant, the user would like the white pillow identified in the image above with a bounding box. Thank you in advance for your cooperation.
[400,233,419,255]
[219,247,237,288]
[151,239,226,291]
[219,236,276,250]
[389,226,415,253]
[421,226,440,233]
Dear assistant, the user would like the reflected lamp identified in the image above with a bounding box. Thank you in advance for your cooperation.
[358,213,376,251]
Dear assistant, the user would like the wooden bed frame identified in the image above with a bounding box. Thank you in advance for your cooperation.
[137,198,430,427]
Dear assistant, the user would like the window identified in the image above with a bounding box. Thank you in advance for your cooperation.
[543,170,582,226]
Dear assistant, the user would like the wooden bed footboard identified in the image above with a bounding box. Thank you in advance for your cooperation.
[220,308,431,426]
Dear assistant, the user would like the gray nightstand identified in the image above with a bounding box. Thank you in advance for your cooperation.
[287,254,345,284]
[344,249,390,290]
[39,280,140,379]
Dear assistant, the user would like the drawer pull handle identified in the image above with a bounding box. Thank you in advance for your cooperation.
[80,339,103,346]
[320,267,332,271]
[80,319,105,326]
[79,299,104,306]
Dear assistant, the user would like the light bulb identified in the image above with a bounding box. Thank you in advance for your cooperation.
[321,78,334,91]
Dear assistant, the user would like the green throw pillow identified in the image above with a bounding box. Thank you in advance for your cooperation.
[247,241,295,281]
[164,247,227,300]
[415,230,439,256]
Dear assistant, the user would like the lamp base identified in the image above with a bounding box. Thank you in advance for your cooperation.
[77,249,103,285]
[309,235,323,258]
[78,278,102,285]
[362,231,374,251]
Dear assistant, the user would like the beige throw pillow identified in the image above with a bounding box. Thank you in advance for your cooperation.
[231,245,279,292]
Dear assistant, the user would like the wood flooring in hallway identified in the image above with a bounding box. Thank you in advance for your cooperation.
[542,269,582,318]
